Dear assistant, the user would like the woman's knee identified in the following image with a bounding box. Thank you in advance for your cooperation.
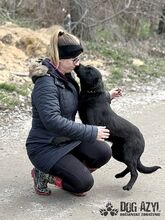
[102,142,112,161]
[73,173,94,193]
[93,141,112,167]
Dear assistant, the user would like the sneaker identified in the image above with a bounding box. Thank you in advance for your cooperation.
[31,168,51,196]
[54,177,63,188]
[48,175,63,188]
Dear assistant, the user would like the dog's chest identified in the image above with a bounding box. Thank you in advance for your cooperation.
[79,98,110,125]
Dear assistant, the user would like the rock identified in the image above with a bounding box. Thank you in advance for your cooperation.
[1,34,13,45]
[16,36,47,57]
[132,58,144,66]
[0,63,6,70]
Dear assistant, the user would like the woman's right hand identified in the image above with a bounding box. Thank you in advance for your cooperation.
[96,126,110,141]
[109,88,122,99]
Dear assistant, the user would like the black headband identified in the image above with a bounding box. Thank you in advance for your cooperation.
[58,44,83,59]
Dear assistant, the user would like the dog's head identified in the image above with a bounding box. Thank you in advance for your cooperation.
[74,64,104,93]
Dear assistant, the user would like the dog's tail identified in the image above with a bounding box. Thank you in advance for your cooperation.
[137,159,161,174]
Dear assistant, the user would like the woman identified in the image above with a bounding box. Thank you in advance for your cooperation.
[26,25,121,196]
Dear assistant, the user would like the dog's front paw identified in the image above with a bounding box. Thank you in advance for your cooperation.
[123,184,132,191]
[99,208,108,216]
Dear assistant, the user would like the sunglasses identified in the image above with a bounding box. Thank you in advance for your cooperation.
[72,57,80,64]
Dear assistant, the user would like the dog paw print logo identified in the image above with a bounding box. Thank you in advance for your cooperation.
[100,202,119,216]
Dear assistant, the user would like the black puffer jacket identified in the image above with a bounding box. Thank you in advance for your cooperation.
[26,59,98,173]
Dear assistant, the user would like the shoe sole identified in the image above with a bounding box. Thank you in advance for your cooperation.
[72,192,87,196]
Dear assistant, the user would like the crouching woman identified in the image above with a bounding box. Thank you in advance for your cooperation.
[26,25,112,196]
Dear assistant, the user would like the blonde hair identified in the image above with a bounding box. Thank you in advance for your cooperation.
[49,25,81,66]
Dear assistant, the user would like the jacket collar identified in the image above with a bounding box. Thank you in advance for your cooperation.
[29,58,79,94]
[29,58,67,84]
[42,58,68,83]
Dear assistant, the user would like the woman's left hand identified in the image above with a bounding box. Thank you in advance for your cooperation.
[109,88,122,99]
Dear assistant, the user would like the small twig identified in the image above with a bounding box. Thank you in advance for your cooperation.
[125,0,132,9]
[11,72,29,77]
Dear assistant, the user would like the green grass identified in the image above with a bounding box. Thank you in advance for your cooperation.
[0,15,39,29]
[0,92,19,108]
[137,22,151,40]
[130,58,165,80]
[0,82,32,109]
[85,41,165,88]
[95,21,154,42]
[13,17,39,29]
[86,41,130,61]
[0,83,29,95]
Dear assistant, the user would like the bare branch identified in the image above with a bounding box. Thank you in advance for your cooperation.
[125,0,132,9]
[89,7,128,28]
[71,9,88,32]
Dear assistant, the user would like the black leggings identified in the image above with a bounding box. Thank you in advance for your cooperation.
[49,140,112,193]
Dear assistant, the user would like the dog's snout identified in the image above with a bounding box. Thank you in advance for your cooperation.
[74,65,82,77]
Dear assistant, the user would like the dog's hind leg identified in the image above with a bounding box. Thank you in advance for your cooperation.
[115,167,129,178]
[123,162,138,191]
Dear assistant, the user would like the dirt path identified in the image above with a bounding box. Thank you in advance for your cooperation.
[0,99,165,220]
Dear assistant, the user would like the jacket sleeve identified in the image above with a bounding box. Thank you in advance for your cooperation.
[32,76,98,142]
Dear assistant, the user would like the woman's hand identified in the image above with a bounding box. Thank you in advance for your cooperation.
[96,126,110,141]
[109,88,122,100]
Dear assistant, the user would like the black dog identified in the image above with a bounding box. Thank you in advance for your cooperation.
[75,64,161,191]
